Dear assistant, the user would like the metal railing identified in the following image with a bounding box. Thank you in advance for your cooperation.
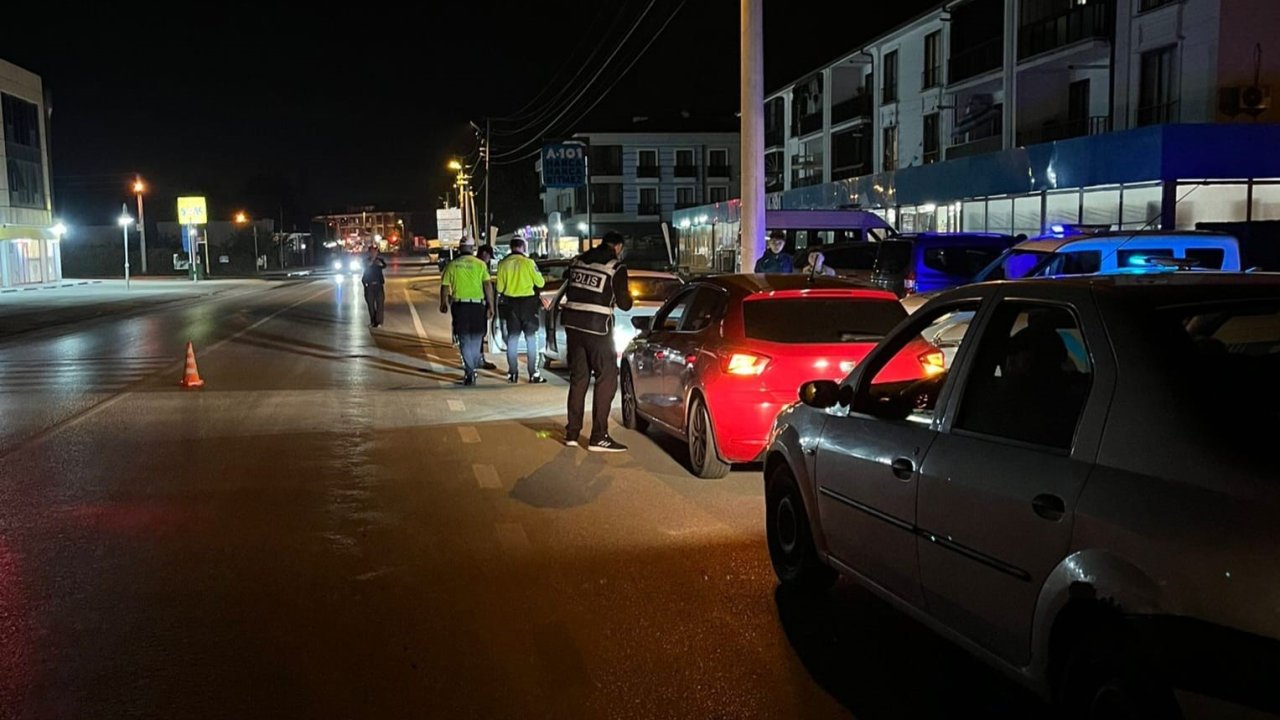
[949,38,1002,84]
[637,204,661,216]
[1016,115,1112,145]
[706,165,731,178]
[831,94,872,125]
[674,164,698,178]
[945,134,1003,161]
[831,164,869,182]
[636,166,659,179]
[1018,0,1114,60]
[793,112,823,137]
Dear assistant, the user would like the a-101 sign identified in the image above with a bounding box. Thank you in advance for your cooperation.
[541,143,587,188]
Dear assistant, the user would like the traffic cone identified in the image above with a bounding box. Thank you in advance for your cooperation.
[179,341,205,388]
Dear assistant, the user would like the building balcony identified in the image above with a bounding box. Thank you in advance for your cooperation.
[1016,115,1112,146]
[674,164,698,178]
[831,94,873,125]
[636,166,659,179]
[766,173,785,193]
[1136,100,1180,127]
[792,112,824,137]
[791,173,824,189]
[591,203,623,214]
[637,204,661,216]
[946,134,1003,161]
[1018,0,1114,61]
[949,38,1002,85]
[831,163,869,182]
[766,126,785,148]
[707,164,731,179]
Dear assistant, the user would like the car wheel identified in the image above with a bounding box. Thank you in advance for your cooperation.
[1058,622,1179,720]
[687,397,731,479]
[765,463,836,593]
[621,365,648,433]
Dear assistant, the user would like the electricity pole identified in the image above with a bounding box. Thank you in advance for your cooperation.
[740,0,766,271]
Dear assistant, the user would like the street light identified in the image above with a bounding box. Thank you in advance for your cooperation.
[51,221,67,238]
[132,176,148,274]
[117,204,134,290]
[234,211,260,273]
[447,159,463,172]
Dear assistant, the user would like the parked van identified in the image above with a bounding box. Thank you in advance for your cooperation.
[974,230,1242,282]
[868,233,1018,296]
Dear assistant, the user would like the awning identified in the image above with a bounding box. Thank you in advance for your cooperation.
[0,226,57,241]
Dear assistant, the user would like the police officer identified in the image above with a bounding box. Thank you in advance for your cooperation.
[560,232,631,452]
[496,237,547,384]
[361,245,388,327]
[439,238,495,385]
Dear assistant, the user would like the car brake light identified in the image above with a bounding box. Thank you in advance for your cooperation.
[904,269,917,294]
[919,349,946,376]
[723,352,771,376]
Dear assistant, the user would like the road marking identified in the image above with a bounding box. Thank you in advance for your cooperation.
[494,523,531,553]
[473,463,502,489]
[447,399,465,412]
[458,426,481,444]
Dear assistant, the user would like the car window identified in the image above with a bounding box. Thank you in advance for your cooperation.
[1042,250,1101,275]
[953,303,1093,450]
[822,244,878,270]
[680,287,726,333]
[873,240,913,276]
[628,276,683,303]
[854,305,980,425]
[744,297,905,343]
[922,246,1006,278]
[1184,247,1226,269]
[981,250,1053,280]
[652,288,696,331]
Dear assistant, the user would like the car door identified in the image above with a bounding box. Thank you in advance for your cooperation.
[542,285,569,359]
[915,291,1112,665]
[659,286,729,431]
[814,300,983,610]
[631,288,696,426]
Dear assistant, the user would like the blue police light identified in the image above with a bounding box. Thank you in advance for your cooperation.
[1050,224,1066,235]
[1128,254,1150,267]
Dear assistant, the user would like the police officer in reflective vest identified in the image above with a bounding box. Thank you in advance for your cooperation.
[561,232,632,452]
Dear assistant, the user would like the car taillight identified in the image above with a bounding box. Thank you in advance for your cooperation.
[919,349,946,376]
[722,352,771,376]
[904,269,917,294]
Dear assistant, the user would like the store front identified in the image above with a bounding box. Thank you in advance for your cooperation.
[0,227,61,288]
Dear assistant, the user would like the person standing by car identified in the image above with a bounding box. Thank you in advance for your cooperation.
[361,245,388,327]
[754,231,793,273]
[439,239,495,385]
[561,232,632,452]
[797,247,836,277]
[496,237,547,384]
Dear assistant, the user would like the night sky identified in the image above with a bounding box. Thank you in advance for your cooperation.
[5,1,936,233]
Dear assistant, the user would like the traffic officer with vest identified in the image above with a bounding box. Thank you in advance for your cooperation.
[560,232,631,452]
[496,237,547,384]
[439,238,495,385]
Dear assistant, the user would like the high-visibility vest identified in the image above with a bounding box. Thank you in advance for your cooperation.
[561,257,620,335]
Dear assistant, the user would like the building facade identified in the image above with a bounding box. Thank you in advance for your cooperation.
[749,0,1280,244]
[314,208,411,253]
[0,58,58,288]
[536,130,739,258]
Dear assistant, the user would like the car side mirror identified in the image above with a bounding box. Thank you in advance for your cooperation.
[799,380,849,410]
[631,316,652,334]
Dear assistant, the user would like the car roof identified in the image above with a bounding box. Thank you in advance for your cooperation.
[1013,230,1238,254]
[949,272,1280,306]
[697,273,889,295]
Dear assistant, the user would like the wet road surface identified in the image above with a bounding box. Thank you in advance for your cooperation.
[0,268,1045,718]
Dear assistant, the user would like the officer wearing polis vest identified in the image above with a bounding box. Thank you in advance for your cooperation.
[561,232,632,452]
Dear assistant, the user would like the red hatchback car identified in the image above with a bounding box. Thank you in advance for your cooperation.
[620,274,941,478]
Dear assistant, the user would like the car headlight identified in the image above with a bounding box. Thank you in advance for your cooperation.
[348,259,361,272]
[332,260,343,271]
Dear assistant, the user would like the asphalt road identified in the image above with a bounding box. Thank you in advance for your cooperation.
[0,267,1045,719]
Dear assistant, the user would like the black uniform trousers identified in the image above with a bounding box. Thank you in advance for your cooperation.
[565,328,617,442]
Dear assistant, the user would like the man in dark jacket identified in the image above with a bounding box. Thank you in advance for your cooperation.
[753,231,793,273]
[361,246,388,327]
[560,232,632,452]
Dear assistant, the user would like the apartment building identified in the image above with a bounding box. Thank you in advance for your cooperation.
[749,0,1280,241]
[0,58,58,288]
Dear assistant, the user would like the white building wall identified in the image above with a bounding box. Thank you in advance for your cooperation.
[867,12,949,172]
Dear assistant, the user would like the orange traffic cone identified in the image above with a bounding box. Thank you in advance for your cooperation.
[179,341,205,388]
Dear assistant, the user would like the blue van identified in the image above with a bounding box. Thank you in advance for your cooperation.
[869,232,1018,296]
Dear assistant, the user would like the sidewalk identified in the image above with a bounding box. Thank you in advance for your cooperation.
[0,278,271,342]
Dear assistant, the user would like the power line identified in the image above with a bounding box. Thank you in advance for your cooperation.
[490,0,662,160]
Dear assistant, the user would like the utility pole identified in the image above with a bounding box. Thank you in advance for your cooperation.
[133,177,148,274]
[484,118,492,243]
[740,0,766,271]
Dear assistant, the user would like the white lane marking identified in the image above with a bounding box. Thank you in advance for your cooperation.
[495,523,531,553]
[473,464,502,489]
[403,288,439,373]
[0,282,332,462]
[458,426,481,444]
[448,399,465,412]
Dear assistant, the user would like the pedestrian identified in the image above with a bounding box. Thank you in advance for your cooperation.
[754,230,793,273]
[560,231,632,452]
[439,238,495,385]
[361,245,388,327]
[798,247,837,277]
[496,237,547,384]
[475,244,500,371]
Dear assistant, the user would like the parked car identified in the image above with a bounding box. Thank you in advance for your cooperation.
[901,229,1244,313]
[764,272,1280,718]
[539,270,684,366]
[620,274,940,478]
[870,232,1017,297]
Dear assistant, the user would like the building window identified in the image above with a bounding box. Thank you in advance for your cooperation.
[1139,0,1177,11]
[637,149,659,179]
[923,31,943,89]
[638,187,659,215]
[2,93,46,210]
[589,145,623,175]
[707,148,730,177]
[676,186,697,209]
[922,113,940,164]
[765,150,785,193]
[1138,45,1178,126]
[592,183,623,213]
[674,149,697,178]
[882,50,899,103]
[709,186,729,203]
[883,126,898,172]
